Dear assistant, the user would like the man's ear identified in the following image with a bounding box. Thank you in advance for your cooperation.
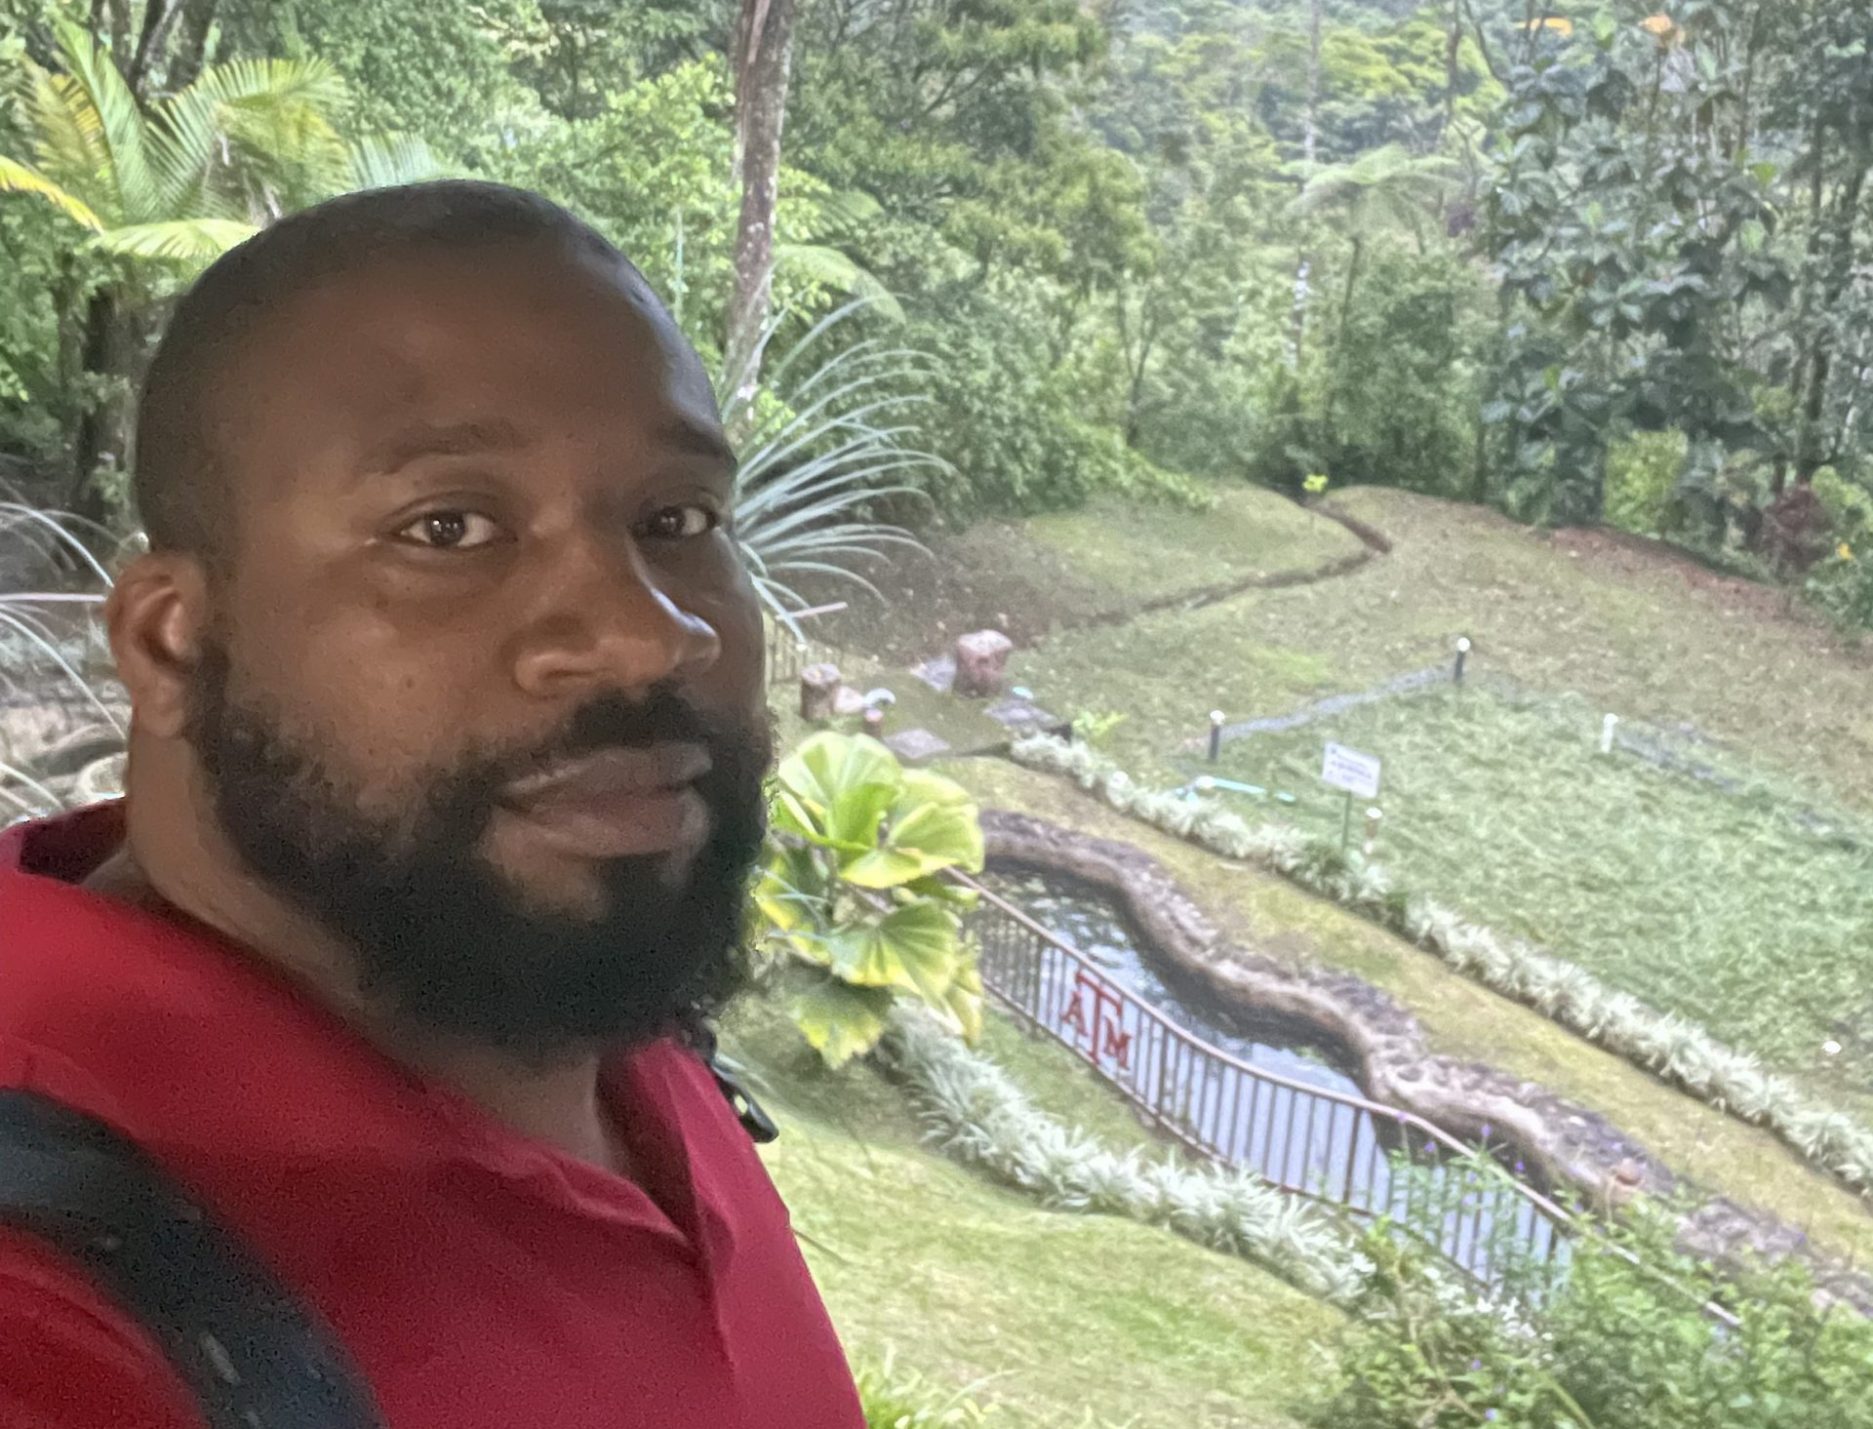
[107,552,211,740]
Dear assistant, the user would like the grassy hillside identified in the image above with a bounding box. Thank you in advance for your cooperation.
[1190,685,1873,1092]
[723,996,1344,1429]
[990,489,1873,1103]
[807,483,1365,661]
[1013,488,1873,807]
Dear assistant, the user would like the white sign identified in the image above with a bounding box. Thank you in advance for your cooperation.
[1321,742,1382,800]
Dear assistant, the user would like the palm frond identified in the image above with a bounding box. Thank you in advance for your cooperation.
[774,242,906,322]
[722,304,942,621]
[20,66,114,219]
[347,133,443,191]
[0,155,105,230]
[51,19,156,225]
[92,217,257,261]
[1286,143,1462,228]
[156,57,352,219]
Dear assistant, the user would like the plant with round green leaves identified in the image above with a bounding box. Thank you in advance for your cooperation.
[755,732,986,1069]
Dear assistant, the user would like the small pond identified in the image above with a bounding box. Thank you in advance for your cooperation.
[993,870,1367,1099]
[980,865,1567,1283]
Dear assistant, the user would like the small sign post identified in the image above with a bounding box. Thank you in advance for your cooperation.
[1322,742,1383,854]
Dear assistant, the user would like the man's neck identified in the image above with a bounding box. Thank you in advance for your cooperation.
[85,837,636,1181]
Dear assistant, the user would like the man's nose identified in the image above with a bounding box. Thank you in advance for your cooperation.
[507,533,721,700]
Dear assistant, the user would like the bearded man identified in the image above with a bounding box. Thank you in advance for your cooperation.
[0,181,864,1429]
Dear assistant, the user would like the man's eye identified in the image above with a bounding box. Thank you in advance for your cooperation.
[395,511,506,550]
[641,504,722,541]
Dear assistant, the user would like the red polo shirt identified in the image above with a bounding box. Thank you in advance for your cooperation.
[0,807,863,1428]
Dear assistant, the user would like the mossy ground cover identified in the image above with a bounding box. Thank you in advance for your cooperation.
[721,994,1343,1429]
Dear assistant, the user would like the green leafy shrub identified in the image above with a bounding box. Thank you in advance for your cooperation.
[903,283,1133,520]
[1319,248,1485,498]
[1604,431,1688,537]
[1807,547,1873,633]
[1313,1208,1873,1428]
[1246,249,1484,499]
[755,733,986,1068]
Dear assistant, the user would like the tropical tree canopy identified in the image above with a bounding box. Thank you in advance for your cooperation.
[1,21,435,265]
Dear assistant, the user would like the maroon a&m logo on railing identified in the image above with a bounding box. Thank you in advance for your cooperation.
[1060,968,1133,1072]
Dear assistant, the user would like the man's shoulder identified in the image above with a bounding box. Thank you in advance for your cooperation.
[0,1226,201,1428]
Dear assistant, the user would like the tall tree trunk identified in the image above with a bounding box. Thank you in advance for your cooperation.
[1339,235,1365,340]
[1794,150,1868,485]
[724,0,796,418]
[168,0,222,89]
[68,287,123,526]
[1304,0,1322,168]
[1287,0,1323,369]
[127,0,184,97]
[1443,0,1461,142]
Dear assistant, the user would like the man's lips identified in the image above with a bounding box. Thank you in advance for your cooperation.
[497,744,713,859]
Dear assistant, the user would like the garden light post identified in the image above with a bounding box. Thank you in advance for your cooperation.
[1601,713,1620,755]
[1208,709,1225,763]
[1453,635,1471,684]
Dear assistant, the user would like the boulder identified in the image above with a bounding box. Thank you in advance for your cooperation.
[952,629,1014,699]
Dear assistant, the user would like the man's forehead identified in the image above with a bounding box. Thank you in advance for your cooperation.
[226,244,723,450]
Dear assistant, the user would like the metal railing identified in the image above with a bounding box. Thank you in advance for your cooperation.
[959,869,1578,1290]
[765,604,847,693]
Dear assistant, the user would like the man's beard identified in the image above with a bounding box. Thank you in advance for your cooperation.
[184,648,771,1060]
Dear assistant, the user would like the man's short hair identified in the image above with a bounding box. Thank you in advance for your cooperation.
[133,181,630,567]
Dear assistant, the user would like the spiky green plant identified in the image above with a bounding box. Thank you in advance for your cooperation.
[0,500,123,823]
[721,302,945,630]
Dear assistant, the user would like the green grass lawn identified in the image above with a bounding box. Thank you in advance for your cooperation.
[1013,488,1873,809]
[796,482,1366,663]
[1188,686,1873,1097]
[722,995,1343,1429]
[948,759,1873,1273]
[998,486,1873,1109]
[1017,486,1366,611]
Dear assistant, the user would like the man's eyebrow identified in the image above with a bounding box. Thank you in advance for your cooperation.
[660,418,738,470]
[361,418,532,474]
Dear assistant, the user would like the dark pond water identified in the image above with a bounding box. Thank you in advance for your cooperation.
[980,864,1567,1283]
[991,870,1367,1099]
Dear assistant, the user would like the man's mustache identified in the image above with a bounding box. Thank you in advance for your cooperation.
[493,687,721,785]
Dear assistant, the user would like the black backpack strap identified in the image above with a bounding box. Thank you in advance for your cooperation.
[680,1019,780,1145]
[0,1089,385,1429]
